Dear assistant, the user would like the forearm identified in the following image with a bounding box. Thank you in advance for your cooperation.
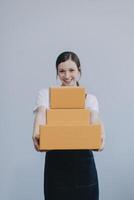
[90,110,105,150]
[32,107,46,137]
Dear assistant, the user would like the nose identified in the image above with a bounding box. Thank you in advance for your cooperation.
[64,71,70,79]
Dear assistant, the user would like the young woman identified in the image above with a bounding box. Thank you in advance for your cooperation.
[32,51,105,200]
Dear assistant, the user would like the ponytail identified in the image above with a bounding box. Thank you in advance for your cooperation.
[76,81,79,86]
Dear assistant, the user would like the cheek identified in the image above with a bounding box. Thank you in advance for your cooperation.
[58,73,64,79]
[73,72,79,78]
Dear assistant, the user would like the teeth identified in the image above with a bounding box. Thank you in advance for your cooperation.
[64,79,72,82]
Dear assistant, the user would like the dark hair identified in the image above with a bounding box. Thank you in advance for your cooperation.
[56,51,82,86]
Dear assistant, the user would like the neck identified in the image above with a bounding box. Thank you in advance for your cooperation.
[61,83,77,87]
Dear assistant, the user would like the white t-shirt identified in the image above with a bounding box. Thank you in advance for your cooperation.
[33,88,99,113]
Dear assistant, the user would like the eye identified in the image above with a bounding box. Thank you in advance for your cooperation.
[59,70,65,73]
[69,69,75,72]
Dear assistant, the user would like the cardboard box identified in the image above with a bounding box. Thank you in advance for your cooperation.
[39,124,101,150]
[49,86,85,108]
[46,108,90,125]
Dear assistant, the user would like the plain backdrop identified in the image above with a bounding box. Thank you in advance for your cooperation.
[1,0,134,200]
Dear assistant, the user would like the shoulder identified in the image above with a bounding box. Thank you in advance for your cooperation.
[86,93,98,103]
[37,88,49,96]
[85,93,99,112]
[36,88,49,102]
[33,88,49,112]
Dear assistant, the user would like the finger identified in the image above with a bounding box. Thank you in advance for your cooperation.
[33,139,40,151]
[33,137,39,145]
[32,135,40,142]
[34,143,40,151]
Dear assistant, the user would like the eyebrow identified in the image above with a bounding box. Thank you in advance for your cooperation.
[58,68,75,70]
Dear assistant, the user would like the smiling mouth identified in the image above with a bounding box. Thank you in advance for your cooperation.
[63,79,72,83]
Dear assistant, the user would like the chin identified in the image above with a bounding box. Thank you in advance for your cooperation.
[64,83,74,86]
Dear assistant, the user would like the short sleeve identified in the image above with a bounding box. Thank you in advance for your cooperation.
[85,94,99,112]
[33,88,49,113]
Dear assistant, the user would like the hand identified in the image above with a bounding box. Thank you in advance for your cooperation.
[32,134,40,152]
[98,137,105,151]
[98,128,105,152]
[32,134,49,152]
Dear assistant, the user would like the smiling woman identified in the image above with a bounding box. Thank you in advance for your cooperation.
[57,59,80,86]
[56,51,81,87]
[32,51,105,200]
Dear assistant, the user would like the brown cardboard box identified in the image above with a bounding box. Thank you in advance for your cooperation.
[39,124,101,150]
[49,86,85,108]
[46,108,90,125]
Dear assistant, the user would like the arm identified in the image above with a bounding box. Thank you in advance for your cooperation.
[90,110,105,151]
[32,106,46,152]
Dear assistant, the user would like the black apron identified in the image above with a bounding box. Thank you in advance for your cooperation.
[44,150,99,200]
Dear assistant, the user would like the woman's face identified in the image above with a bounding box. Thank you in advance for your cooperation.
[57,59,80,86]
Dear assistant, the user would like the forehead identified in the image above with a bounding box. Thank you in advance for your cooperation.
[58,60,78,70]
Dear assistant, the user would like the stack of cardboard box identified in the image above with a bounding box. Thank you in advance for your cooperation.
[39,87,101,150]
